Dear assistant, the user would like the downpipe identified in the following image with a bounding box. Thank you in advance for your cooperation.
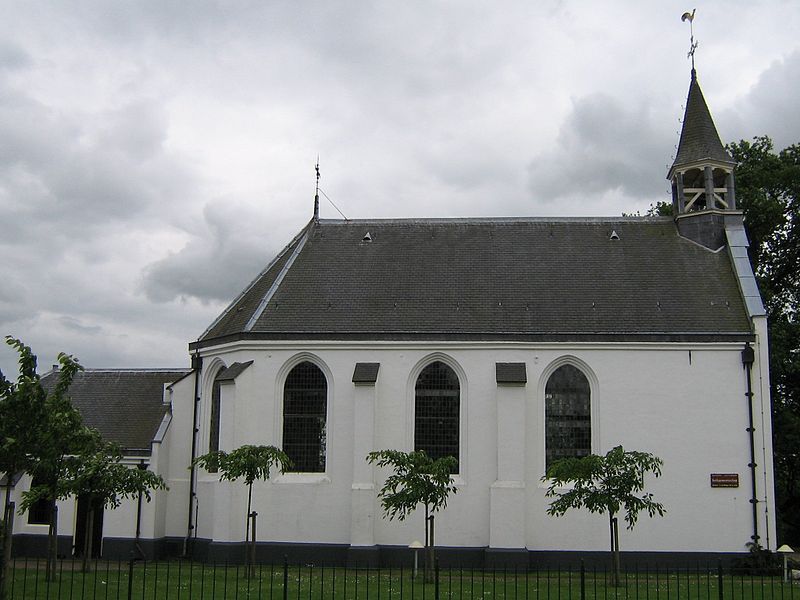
[741,343,759,547]
[183,353,202,558]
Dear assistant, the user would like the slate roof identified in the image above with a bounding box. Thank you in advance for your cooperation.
[41,369,190,455]
[195,216,753,348]
[669,71,734,174]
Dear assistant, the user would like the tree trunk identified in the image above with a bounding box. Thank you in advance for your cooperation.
[249,511,257,580]
[82,503,94,573]
[245,483,253,578]
[425,513,435,584]
[608,513,621,587]
[46,502,58,582]
[0,487,14,600]
[423,504,429,583]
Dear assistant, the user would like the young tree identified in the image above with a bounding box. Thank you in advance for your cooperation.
[0,338,48,599]
[22,440,167,572]
[366,450,458,583]
[543,446,665,586]
[0,337,85,590]
[194,445,291,577]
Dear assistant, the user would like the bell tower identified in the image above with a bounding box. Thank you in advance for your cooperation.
[667,12,741,250]
[668,69,737,216]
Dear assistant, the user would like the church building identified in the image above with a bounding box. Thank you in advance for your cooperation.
[8,67,776,566]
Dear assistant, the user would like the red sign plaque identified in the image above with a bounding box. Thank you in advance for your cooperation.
[710,473,739,488]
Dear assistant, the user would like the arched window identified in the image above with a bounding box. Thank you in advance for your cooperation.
[283,361,327,473]
[545,364,591,470]
[414,361,460,472]
[208,376,222,473]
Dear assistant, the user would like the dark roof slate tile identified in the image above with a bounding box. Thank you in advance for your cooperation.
[42,369,190,453]
[216,361,253,382]
[352,362,380,384]
[670,73,734,171]
[199,217,752,344]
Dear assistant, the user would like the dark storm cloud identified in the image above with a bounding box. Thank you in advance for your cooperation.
[1,1,799,380]
[722,51,800,151]
[0,93,187,229]
[141,201,285,303]
[527,93,673,203]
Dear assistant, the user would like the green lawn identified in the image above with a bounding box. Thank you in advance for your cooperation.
[6,561,798,599]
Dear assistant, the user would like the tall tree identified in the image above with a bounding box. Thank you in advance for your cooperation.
[0,337,84,593]
[543,446,665,586]
[728,137,800,546]
[366,450,458,583]
[194,445,291,577]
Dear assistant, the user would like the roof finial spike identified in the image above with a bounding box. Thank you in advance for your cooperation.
[313,156,320,222]
[681,9,698,76]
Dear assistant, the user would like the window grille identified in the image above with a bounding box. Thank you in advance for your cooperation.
[545,364,591,470]
[283,361,327,473]
[208,378,221,472]
[414,361,459,472]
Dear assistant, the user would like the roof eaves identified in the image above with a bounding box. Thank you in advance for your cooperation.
[190,330,755,349]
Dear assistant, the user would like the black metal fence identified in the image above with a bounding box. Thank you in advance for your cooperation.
[5,557,798,599]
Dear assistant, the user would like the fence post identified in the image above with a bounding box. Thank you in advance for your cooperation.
[127,559,135,600]
[717,560,723,600]
[435,558,440,600]
[283,555,289,600]
[581,560,586,600]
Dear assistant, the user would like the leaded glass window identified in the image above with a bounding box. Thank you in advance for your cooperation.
[283,361,327,473]
[545,364,591,470]
[208,377,221,473]
[414,361,459,473]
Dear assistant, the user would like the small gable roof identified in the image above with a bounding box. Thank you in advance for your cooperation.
[42,369,190,455]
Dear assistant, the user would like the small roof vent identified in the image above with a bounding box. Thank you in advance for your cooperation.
[609,230,620,241]
[362,231,372,242]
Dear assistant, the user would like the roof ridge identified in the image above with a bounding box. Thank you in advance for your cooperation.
[76,368,191,373]
[316,216,672,225]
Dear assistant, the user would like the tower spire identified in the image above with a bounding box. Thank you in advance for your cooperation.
[314,157,320,222]
[667,11,739,249]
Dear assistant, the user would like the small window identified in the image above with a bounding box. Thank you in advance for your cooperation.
[283,361,327,473]
[27,477,53,525]
[545,364,591,470]
[414,361,460,473]
[208,377,222,472]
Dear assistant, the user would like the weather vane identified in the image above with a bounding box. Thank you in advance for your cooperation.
[681,9,698,71]
[313,156,321,221]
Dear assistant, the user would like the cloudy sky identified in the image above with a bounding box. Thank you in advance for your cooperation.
[1,1,799,378]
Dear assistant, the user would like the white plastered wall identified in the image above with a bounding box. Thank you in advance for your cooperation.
[184,339,773,554]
